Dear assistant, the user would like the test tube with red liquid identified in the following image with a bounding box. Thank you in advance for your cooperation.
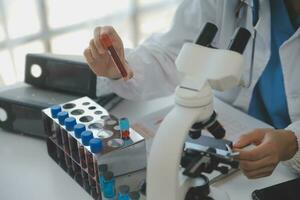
[100,33,128,80]
[119,118,130,140]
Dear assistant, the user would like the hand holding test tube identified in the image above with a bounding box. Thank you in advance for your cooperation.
[84,26,133,80]
[100,33,129,80]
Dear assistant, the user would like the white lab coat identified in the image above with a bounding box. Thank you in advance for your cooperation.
[107,0,300,172]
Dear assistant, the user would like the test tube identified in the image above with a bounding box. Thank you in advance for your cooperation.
[66,155,74,176]
[81,130,94,175]
[88,138,103,178]
[119,118,130,140]
[74,124,87,168]
[57,147,66,169]
[118,185,130,200]
[50,105,62,139]
[102,171,116,199]
[73,160,82,185]
[99,164,108,189]
[100,33,128,79]
[57,111,69,147]
[64,117,77,174]
[90,138,103,194]
[129,192,140,200]
[64,117,77,154]
[69,124,80,163]
[82,169,91,193]
[88,176,97,197]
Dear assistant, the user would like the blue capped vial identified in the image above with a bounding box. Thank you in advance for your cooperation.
[118,185,130,200]
[74,124,86,138]
[51,105,62,118]
[64,117,77,131]
[89,138,103,153]
[81,130,94,146]
[57,111,69,125]
[103,171,116,199]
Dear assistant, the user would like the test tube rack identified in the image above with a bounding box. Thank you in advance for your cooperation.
[42,97,146,199]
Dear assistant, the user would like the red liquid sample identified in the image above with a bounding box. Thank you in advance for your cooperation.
[121,130,130,140]
[79,145,87,168]
[86,151,95,177]
[100,34,128,79]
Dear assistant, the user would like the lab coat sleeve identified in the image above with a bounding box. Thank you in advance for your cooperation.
[283,121,300,173]
[107,0,218,100]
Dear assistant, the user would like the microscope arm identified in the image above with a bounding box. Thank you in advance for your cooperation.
[147,98,214,200]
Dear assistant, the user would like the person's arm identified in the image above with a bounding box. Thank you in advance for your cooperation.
[107,0,218,100]
[283,121,300,172]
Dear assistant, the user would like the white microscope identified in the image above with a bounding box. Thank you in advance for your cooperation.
[146,23,251,200]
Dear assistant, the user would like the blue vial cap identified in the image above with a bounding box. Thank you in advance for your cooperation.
[57,111,69,125]
[89,138,103,153]
[119,118,130,131]
[51,105,62,118]
[81,130,94,146]
[64,117,77,131]
[74,124,86,138]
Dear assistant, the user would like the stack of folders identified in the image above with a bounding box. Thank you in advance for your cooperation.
[0,53,122,138]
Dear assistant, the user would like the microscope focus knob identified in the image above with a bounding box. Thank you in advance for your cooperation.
[207,120,226,139]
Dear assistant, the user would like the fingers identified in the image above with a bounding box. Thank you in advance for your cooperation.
[93,26,105,54]
[93,26,124,55]
[83,48,95,68]
[239,156,277,172]
[238,150,278,179]
[234,128,272,148]
[235,142,271,161]
[242,165,275,179]
[89,39,101,60]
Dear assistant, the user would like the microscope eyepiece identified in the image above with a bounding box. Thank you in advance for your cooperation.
[195,22,218,47]
[228,28,251,54]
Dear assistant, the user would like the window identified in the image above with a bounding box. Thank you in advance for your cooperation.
[0,0,181,85]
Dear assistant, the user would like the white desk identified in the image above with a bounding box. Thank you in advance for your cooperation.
[0,96,297,200]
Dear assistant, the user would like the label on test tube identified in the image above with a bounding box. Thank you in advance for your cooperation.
[119,118,130,140]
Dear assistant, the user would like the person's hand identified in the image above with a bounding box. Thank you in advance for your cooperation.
[233,128,298,179]
[83,26,133,80]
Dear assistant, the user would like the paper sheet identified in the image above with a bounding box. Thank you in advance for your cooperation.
[133,98,272,142]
